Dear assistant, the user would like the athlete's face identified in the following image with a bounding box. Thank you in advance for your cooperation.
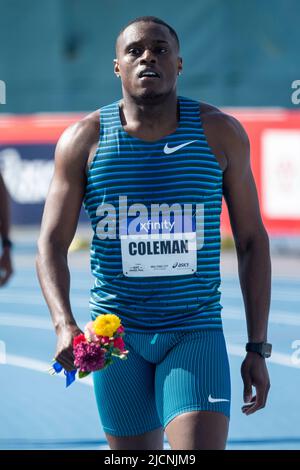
[114,22,182,102]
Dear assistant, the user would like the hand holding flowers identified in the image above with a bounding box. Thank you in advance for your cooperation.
[49,314,129,386]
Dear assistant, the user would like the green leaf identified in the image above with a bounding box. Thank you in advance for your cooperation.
[78,370,91,379]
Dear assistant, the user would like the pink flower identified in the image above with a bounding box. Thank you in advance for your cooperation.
[74,342,106,372]
[84,321,100,343]
[113,336,126,351]
[117,325,125,334]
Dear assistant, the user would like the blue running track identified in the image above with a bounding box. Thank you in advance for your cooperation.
[0,230,299,450]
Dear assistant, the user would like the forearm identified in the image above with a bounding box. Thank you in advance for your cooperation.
[236,232,271,342]
[36,243,77,333]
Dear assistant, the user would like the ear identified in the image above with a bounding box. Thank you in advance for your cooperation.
[113,59,120,77]
[177,57,183,75]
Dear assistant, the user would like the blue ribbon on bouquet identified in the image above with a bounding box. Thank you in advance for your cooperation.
[51,361,77,387]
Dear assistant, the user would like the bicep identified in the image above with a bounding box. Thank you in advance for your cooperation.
[39,126,87,251]
[40,172,85,251]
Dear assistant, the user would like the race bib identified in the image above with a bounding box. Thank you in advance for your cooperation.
[120,213,197,277]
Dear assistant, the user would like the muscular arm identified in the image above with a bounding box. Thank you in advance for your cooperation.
[222,117,271,343]
[36,112,98,369]
[221,114,271,414]
[0,172,13,286]
[202,104,271,344]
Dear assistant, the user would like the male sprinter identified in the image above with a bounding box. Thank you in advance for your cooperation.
[0,172,13,286]
[36,16,271,450]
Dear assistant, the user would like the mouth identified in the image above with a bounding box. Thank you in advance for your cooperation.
[138,69,160,79]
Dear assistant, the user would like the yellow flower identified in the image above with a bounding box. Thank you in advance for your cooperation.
[93,314,121,338]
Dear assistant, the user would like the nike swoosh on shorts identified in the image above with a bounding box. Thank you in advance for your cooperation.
[208,394,230,403]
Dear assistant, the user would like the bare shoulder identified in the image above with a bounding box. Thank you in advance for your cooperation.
[55,109,100,171]
[200,102,249,163]
[200,101,243,130]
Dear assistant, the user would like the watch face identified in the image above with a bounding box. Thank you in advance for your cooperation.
[262,343,272,358]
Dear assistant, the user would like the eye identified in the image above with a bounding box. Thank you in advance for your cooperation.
[155,46,168,54]
[128,48,142,56]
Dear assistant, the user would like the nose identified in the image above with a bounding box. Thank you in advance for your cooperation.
[140,48,156,64]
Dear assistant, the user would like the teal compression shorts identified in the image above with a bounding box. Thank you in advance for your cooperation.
[93,329,231,437]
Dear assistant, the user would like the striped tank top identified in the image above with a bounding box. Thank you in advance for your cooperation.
[83,96,224,333]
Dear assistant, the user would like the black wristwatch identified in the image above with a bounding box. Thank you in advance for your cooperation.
[1,237,13,249]
[246,342,272,358]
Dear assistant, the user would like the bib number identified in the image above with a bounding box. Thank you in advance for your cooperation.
[120,214,197,277]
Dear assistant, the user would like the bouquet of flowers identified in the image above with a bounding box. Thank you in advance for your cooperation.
[49,314,129,386]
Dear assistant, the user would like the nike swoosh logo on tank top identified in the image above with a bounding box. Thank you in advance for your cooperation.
[163,140,198,154]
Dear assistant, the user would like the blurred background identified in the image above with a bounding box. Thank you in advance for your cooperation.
[0,0,300,450]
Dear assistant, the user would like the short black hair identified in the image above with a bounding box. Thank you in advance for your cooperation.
[116,16,180,52]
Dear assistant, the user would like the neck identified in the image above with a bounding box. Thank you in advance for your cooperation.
[119,90,179,141]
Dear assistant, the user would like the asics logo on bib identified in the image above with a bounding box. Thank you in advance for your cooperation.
[173,262,189,268]
[163,140,198,154]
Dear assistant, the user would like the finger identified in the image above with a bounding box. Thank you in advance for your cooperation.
[61,355,76,371]
[243,390,266,415]
[242,375,253,403]
[63,352,76,371]
[243,401,264,415]
[57,359,75,371]
[59,345,75,361]
[56,352,75,371]
[242,395,256,410]
[242,397,257,414]
[54,356,70,370]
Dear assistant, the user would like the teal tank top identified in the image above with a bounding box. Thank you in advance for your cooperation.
[83,96,224,333]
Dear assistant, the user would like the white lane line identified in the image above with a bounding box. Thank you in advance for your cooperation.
[3,347,300,378]
[0,314,87,331]
[2,287,300,304]
[4,280,91,290]
[227,344,300,369]
[1,291,299,308]
[4,354,93,386]
[2,308,300,330]
[221,275,300,285]
[2,285,300,304]
[0,293,89,307]
[223,288,300,303]
[224,309,300,326]
[0,315,53,330]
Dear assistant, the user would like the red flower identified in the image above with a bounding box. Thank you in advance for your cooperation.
[73,334,86,348]
[100,336,110,344]
[113,336,125,351]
